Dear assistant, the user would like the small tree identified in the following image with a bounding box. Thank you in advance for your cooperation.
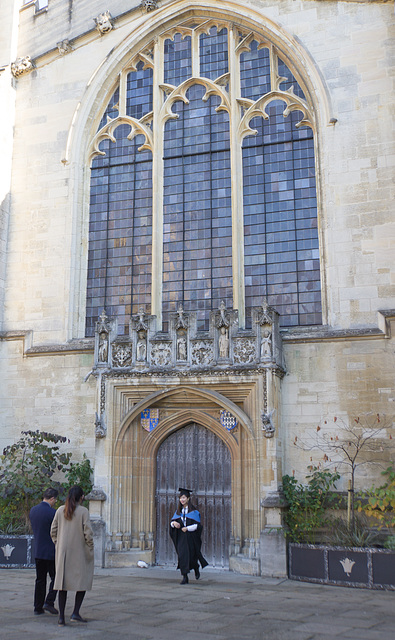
[0,430,93,533]
[282,467,340,543]
[293,414,394,533]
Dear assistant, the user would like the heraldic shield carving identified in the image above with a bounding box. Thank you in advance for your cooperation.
[141,409,159,432]
[220,410,237,431]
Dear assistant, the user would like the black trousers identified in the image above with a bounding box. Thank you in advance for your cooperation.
[34,558,57,612]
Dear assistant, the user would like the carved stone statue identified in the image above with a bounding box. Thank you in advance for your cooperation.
[261,329,272,359]
[95,11,114,34]
[262,409,276,438]
[177,331,187,361]
[219,326,229,358]
[95,412,106,438]
[136,330,147,362]
[175,303,188,330]
[98,331,109,362]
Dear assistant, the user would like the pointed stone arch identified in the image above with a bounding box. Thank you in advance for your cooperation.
[110,385,256,558]
[65,1,333,337]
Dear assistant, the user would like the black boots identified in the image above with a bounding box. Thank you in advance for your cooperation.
[180,574,189,585]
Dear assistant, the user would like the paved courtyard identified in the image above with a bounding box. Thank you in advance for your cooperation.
[0,567,394,640]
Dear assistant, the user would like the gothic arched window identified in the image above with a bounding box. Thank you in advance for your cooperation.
[86,20,321,336]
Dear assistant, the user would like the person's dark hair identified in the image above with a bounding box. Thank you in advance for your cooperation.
[176,498,197,516]
[64,485,84,520]
[43,488,59,500]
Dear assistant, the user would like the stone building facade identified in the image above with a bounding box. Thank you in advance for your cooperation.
[0,0,394,575]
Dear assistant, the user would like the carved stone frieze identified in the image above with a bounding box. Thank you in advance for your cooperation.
[11,56,34,78]
[191,341,214,366]
[233,338,256,364]
[150,343,172,367]
[112,344,133,368]
[95,11,114,34]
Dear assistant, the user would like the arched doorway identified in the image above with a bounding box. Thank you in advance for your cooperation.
[155,422,231,568]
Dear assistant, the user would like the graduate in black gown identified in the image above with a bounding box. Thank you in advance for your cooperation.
[170,488,208,584]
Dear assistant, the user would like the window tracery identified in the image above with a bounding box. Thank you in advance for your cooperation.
[86,18,321,336]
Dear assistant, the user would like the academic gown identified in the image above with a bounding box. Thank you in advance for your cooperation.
[170,509,208,576]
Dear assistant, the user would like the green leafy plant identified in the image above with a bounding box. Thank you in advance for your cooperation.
[282,467,340,543]
[383,535,395,550]
[325,514,378,548]
[358,465,395,530]
[0,430,93,534]
[64,453,94,500]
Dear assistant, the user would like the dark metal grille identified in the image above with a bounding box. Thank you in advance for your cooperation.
[155,423,231,568]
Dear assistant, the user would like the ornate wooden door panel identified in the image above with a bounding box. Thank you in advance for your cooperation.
[155,422,231,568]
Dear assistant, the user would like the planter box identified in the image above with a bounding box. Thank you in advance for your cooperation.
[289,543,395,590]
[0,535,35,568]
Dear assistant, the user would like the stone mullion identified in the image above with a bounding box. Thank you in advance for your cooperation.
[118,70,128,116]
[228,26,245,328]
[268,44,277,92]
[191,27,200,77]
[151,39,164,329]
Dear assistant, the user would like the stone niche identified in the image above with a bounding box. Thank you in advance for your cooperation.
[93,300,284,375]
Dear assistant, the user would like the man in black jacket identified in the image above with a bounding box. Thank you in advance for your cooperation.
[29,488,59,615]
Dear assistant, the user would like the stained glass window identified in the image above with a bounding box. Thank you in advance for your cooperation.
[86,20,322,336]
[163,86,232,331]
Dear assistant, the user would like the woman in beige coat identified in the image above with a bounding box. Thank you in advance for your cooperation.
[51,485,94,626]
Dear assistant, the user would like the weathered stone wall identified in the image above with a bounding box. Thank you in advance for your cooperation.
[0,336,96,459]
[0,1,20,327]
[282,321,395,489]
[0,2,394,562]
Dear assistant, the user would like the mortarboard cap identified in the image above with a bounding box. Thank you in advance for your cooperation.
[178,487,192,498]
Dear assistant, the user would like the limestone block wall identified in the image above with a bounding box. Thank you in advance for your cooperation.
[19,0,141,57]
[282,325,395,490]
[4,0,392,344]
[1,0,394,484]
[0,337,96,462]
[0,1,20,326]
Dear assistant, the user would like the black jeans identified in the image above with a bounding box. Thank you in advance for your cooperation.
[34,558,57,612]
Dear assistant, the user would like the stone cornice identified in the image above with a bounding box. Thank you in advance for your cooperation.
[281,326,384,343]
[19,0,393,73]
[282,311,395,343]
[25,339,94,356]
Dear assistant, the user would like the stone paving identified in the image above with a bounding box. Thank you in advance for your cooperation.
[0,567,394,640]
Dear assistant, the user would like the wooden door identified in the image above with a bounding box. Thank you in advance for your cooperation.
[155,422,231,568]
